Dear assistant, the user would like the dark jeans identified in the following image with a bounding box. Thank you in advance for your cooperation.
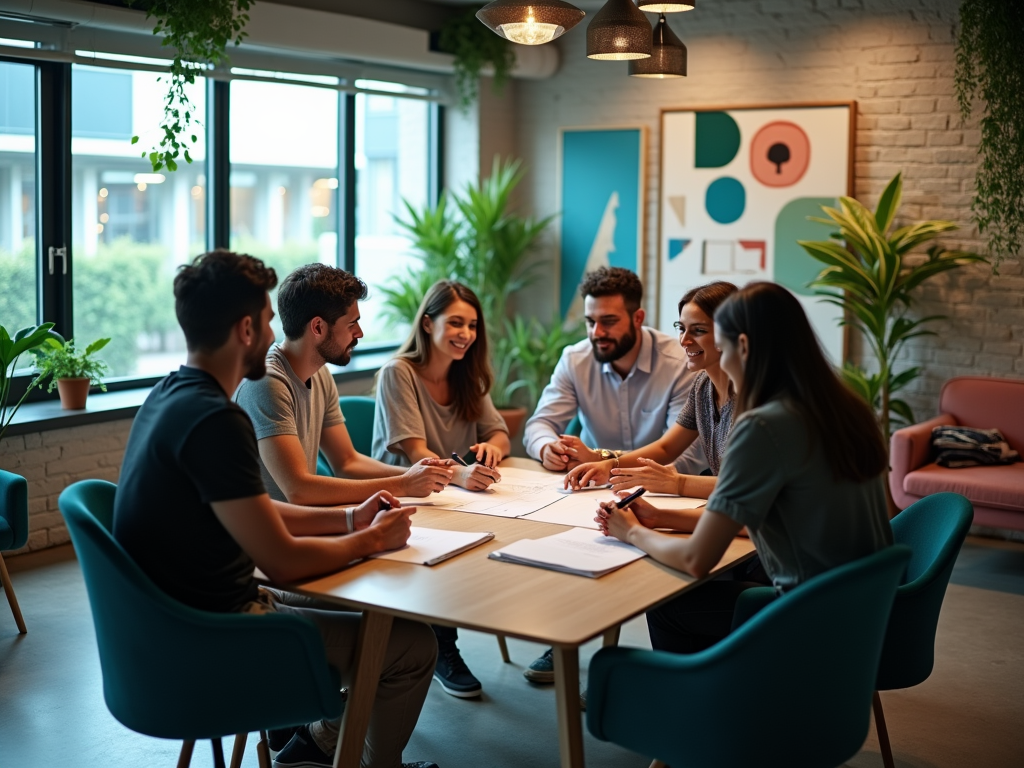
[432,624,458,650]
[647,581,768,654]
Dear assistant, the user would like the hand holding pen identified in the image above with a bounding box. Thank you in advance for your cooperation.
[450,451,501,491]
[596,487,646,538]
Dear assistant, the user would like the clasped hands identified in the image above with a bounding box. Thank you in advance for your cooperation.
[540,435,602,471]
[595,492,660,543]
[563,456,680,493]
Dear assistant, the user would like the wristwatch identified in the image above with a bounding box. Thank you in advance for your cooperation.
[597,448,621,468]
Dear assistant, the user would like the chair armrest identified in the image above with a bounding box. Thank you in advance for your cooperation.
[889,414,957,508]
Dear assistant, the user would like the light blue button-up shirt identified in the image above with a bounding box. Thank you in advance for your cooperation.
[524,327,708,475]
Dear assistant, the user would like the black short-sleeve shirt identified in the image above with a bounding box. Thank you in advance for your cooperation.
[113,366,266,613]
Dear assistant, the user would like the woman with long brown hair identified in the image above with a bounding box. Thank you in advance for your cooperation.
[372,280,511,698]
[597,282,892,653]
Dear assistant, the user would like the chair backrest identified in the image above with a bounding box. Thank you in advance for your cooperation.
[0,468,28,551]
[565,414,582,438]
[939,376,1024,453]
[340,395,376,456]
[588,545,911,768]
[59,480,341,740]
[877,492,974,690]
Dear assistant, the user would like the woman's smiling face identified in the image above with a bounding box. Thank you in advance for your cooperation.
[676,302,721,372]
[425,298,478,362]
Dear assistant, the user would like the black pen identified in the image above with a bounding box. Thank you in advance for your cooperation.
[451,452,470,467]
[615,487,647,509]
[378,497,392,511]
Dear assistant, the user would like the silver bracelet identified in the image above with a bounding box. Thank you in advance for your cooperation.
[345,507,355,533]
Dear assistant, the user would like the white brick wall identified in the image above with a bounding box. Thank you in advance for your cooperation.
[513,0,1023,420]
[0,421,131,554]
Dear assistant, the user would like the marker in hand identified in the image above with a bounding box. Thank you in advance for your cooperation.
[451,452,469,467]
[615,486,647,509]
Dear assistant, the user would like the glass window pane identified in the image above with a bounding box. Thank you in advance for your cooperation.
[354,83,430,346]
[0,60,38,362]
[229,79,339,342]
[71,65,206,378]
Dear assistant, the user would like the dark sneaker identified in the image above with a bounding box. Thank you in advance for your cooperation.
[524,647,555,683]
[433,645,482,698]
[267,725,300,755]
[272,724,333,768]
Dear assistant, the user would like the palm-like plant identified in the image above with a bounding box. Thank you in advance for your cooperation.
[798,172,987,440]
[1,322,64,444]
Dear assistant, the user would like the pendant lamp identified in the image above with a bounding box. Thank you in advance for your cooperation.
[629,13,687,78]
[587,0,652,61]
[636,1,696,11]
[477,1,586,46]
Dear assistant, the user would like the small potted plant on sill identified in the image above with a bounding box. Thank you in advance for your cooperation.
[33,337,112,410]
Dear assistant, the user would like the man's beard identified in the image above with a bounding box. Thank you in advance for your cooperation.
[243,329,271,380]
[316,327,356,367]
[591,324,638,363]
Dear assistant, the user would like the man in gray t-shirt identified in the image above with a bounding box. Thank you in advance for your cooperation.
[235,265,453,506]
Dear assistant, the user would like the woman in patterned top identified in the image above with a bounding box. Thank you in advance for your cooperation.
[565,282,737,528]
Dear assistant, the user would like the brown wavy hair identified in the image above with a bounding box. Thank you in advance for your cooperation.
[396,280,493,422]
[714,282,887,483]
[677,281,738,317]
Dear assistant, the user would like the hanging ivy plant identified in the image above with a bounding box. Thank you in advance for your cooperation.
[954,0,1024,270]
[439,5,516,112]
[128,0,253,172]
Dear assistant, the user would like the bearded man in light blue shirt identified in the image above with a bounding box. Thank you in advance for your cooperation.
[524,267,707,478]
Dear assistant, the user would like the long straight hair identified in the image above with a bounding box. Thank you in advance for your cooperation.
[397,280,493,422]
[714,282,887,483]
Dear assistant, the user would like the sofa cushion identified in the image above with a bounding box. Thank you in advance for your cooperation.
[904,462,1024,512]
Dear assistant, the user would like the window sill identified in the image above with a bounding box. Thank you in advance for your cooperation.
[4,353,388,437]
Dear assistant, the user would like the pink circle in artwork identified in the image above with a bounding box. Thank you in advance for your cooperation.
[750,121,810,187]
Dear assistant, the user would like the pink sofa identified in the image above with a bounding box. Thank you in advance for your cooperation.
[890,376,1024,531]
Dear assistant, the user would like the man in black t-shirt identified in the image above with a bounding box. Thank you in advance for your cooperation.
[113,250,438,768]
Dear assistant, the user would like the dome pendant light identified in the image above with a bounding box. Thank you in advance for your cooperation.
[629,13,687,78]
[636,1,697,11]
[587,0,653,61]
[477,1,586,46]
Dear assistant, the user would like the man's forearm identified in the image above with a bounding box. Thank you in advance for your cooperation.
[264,527,384,584]
[284,475,400,507]
[334,453,406,481]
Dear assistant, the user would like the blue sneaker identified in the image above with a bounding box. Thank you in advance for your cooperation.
[272,725,332,768]
[524,647,555,683]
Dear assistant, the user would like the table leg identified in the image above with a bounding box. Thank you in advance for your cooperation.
[333,610,394,768]
[602,624,621,647]
[552,645,585,768]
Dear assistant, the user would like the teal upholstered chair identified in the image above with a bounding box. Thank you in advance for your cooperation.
[586,545,912,768]
[565,414,582,438]
[317,395,376,477]
[0,468,28,633]
[872,492,974,768]
[59,480,343,768]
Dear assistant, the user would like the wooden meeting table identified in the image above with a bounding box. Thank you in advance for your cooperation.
[279,458,755,768]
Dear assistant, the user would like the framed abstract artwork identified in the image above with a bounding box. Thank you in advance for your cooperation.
[657,103,855,361]
[558,126,646,323]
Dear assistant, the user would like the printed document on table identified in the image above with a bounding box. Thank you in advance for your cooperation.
[522,490,707,530]
[369,527,494,566]
[489,526,646,578]
[400,466,565,518]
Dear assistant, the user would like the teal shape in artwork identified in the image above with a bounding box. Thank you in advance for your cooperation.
[705,177,745,224]
[774,197,839,296]
[695,112,741,168]
[668,238,691,260]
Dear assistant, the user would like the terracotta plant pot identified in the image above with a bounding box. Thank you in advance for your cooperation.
[497,406,528,440]
[56,378,91,410]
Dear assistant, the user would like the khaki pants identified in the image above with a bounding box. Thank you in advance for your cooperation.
[259,588,437,768]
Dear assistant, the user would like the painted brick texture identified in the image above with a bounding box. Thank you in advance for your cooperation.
[515,0,1022,421]
[0,421,131,555]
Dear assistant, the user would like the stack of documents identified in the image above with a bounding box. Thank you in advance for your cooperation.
[489,527,646,578]
[370,527,494,566]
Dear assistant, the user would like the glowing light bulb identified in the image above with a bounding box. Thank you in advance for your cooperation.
[499,15,564,45]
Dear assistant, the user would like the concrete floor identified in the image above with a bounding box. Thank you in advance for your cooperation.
[2,536,1023,768]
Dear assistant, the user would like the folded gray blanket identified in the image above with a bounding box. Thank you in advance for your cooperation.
[931,425,1021,468]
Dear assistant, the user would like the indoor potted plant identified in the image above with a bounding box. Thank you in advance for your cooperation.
[1,322,63,443]
[32,337,112,410]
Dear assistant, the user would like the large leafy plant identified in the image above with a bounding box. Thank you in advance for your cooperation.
[798,173,986,439]
[381,157,580,410]
[129,0,253,172]
[955,0,1024,269]
[0,323,63,444]
[33,338,112,393]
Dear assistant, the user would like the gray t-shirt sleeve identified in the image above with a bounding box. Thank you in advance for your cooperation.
[477,393,510,441]
[234,375,297,440]
[705,414,786,530]
[376,361,428,450]
[676,376,700,431]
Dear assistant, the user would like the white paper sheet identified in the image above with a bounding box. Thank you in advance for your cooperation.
[369,527,494,566]
[400,466,566,518]
[521,489,707,529]
[489,527,646,577]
